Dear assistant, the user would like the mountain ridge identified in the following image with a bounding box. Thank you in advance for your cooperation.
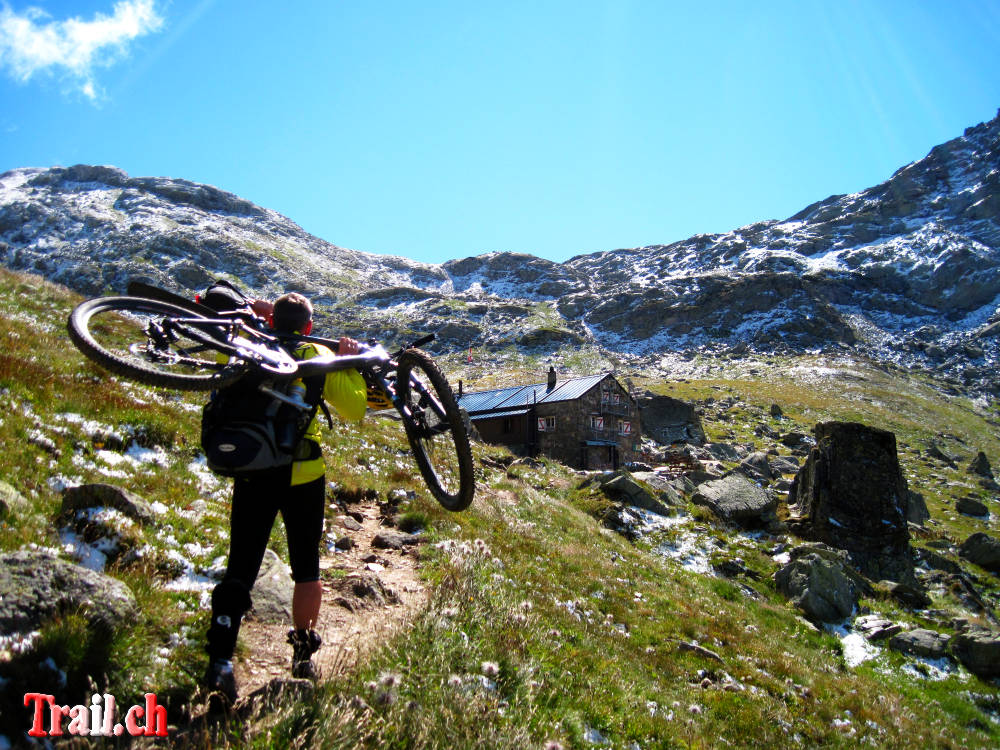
[1,110,998,392]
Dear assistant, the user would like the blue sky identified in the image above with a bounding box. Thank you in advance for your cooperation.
[1,1,999,265]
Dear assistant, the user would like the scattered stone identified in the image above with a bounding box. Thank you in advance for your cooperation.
[959,533,1000,572]
[713,557,760,581]
[61,483,155,525]
[703,443,743,462]
[692,474,777,528]
[780,432,809,448]
[968,451,994,479]
[371,531,421,550]
[334,536,354,551]
[916,548,964,576]
[630,472,683,508]
[774,544,862,623]
[0,550,137,633]
[876,580,932,609]
[888,629,951,659]
[951,628,1000,678]
[926,441,959,466]
[956,496,989,517]
[787,421,914,583]
[676,641,725,663]
[331,573,400,612]
[738,452,773,482]
[769,456,801,476]
[600,472,674,515]
[854,615,902,641]
[339,516,363,532]
[0,479,28,519]
[247,549,293,623]
[772,478,793,494]
[770,404,783,418]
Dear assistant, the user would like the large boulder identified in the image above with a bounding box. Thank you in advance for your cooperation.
[951,628,1000,678]
[956,496,989,517]
[0,550,137,633]
[692,473,777,528]
[774,544,861,623]
[888,629,951,659]
[246,549,293,623]
[637,393,706,445]
[62,483,156,525]
[738,452,774,482]
[906,490,931,526]
[968,451,994,478]
[703,443,744,462]
[959,532,1000,572]
[600,472,675,515]
[787,421,913,583]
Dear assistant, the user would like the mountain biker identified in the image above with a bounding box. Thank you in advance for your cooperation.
[203,292,367,707]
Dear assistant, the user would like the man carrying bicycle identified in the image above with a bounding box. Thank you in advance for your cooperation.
[203,292,367,708]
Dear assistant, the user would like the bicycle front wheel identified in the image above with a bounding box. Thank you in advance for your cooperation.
[396,349,475,511]
[68,297,245,391]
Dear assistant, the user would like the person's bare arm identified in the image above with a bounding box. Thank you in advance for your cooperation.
[250,299,274,319]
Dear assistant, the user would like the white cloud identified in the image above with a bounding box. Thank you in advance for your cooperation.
[0,0,164,99]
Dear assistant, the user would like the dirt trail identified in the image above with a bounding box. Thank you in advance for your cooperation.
[234,497,428,696]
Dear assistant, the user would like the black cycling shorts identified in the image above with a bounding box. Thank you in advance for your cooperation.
[223,467,325,586]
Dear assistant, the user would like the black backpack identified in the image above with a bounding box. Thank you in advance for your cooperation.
[196,279,328,478]
[197,279,252,314]
[200,368,323,478]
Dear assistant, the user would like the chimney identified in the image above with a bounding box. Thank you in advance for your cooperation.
[546,366,557,392]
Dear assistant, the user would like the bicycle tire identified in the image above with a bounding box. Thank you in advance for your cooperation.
[126,280,219,316]
[396,348,475,511]
[68,296,246,391]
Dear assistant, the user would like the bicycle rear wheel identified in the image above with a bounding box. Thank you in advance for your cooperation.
[68,297,245,391]
[396,349,475,511]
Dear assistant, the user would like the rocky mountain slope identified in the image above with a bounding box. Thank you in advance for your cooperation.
[1,111,998,392]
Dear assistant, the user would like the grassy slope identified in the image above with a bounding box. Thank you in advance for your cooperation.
[0,267,998,748]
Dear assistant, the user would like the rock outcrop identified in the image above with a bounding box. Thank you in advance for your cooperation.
[637,393,706,445]
[0,550,137,633]
[247,549,294,623]
[692,474,777,528]
[774,543,864,623]
[787,421,914,583]
[959,532,1000,572]
[61,482,156,525]
[951,627,1000,678]
[888,629,951,659]
[3,108,1000,394]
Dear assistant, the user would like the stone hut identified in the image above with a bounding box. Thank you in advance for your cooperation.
[457,372,641,470]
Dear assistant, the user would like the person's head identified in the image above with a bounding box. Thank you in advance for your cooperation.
[272,292,313,334]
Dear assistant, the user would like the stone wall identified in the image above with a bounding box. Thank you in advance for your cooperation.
[470,375,641,470]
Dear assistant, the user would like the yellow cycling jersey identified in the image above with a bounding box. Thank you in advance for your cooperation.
[290,341,367,486]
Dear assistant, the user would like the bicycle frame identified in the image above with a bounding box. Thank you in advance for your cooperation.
[159,314,449,431]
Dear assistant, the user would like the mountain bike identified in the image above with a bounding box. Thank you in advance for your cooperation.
[66,287,475,511]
